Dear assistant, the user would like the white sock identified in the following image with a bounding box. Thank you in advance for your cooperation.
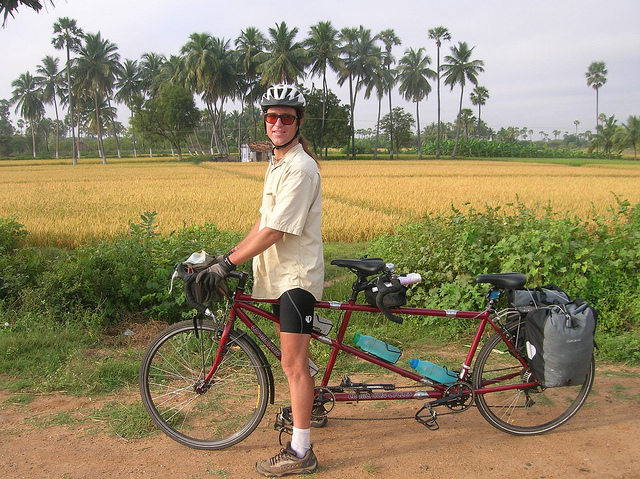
[290,427,311,458]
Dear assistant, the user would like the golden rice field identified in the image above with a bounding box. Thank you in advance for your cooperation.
[1,157,640,248]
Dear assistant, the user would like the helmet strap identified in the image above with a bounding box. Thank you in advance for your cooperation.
[272,128,300,150]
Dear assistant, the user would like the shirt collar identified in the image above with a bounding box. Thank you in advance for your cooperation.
[270,143,303,169]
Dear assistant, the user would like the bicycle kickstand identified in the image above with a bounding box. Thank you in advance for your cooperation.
[415,402,439,430]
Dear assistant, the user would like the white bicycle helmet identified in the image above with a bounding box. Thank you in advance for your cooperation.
[260,84,306,111]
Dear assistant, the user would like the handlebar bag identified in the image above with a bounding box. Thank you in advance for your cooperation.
[364,284,407,308]
[170,251,229,305]
[524,299,597,388]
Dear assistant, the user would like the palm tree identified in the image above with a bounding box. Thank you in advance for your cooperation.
[36,55,63,159]
[441,41,484,159]
[338,27,357,159]
[377,29,401,160]
[616,115,640,160]
[139,52,166,99]
[11,71,44,157]
[428,26,451,158]
[154,54,181,87]
[573,119,580,147]
[470,85,489,136]
[397,47,436,159]
[2,0,54,26]
[235,26,267,141]
[364,62,394,159]
[182,33,238,156]
[52,17,84,164]
[257,21,308,85]
[585,61,607,132]
[458,108,476,139]
[115,59,143,157]
[73,32,121,164]
[304,21,342,158]
[591,114,617,159]
[338,26,380,159]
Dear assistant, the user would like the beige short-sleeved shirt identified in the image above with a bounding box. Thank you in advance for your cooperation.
[251,143,324,301]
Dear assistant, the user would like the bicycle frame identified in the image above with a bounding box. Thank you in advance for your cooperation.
[141,267,593,448]
[204,275,535,403]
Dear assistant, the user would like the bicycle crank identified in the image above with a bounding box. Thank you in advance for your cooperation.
[415,403,439,430]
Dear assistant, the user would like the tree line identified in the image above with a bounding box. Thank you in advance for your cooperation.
[2,16,639,161]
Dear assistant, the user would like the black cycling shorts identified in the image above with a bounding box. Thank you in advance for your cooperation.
[272,288,315,334]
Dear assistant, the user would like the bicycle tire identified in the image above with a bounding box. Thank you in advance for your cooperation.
[473,320,594,435]
[139,320,270,450]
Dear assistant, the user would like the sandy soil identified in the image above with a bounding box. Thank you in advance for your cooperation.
[1,360,639,479]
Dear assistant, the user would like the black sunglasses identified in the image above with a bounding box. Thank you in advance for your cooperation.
[264,113,298,126]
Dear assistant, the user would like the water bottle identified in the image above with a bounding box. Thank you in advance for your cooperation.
[352,333,401,363]
[409,358,457,384]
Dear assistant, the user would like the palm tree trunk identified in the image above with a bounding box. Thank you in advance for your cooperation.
[238,104,243,154]
[435,45,442,159]
[319,74,327,159]
[66,44,78,165]
[347,75,354,160]
[30,122,36,158]
[416,100,422,159]
[94,94,107,164]
[107,99,121,158]
[194,128,205,155]
[76,116,81,159]
[130,113,137,157]
[388,88,394,160]
[53,98,60,160]
[374,97,381,159]
[451,87,464,159]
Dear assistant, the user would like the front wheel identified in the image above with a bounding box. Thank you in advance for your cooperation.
[473,320,594,435]
[139,320,270,449]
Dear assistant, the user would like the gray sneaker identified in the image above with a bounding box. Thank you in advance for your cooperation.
[255,442,318,477]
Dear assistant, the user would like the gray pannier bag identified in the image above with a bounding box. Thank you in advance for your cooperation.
[524,298,597,388]
[507,284,571,313]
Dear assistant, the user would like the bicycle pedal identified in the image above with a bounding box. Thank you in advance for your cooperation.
[415,403,439,431]
[274,406,293,430]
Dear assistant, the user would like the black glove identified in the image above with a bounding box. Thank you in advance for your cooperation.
[196,254,236,292]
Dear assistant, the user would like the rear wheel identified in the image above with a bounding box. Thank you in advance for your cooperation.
[139,320,269,449]
[473,320,594,435]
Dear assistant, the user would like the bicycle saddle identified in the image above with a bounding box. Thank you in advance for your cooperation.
[475,272,527,289]
[330,257,387,276]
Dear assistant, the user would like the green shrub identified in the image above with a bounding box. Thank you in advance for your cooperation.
[0,216,28,254]
[369,198,640,356]
[11,211,241,324]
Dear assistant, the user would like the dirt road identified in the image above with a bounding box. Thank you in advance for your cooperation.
[1,363,638,479]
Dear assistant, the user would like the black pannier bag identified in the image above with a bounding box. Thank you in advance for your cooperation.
[525,298,597,388]
[507,284,571,313]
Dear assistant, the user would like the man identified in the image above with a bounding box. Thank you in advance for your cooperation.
[198,84,323,477]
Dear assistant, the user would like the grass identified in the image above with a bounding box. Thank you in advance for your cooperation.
[92,400,157,440]
[1,156,639,439]
[2,157,640,247]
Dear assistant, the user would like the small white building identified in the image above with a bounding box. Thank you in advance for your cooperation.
[240,141,274,162]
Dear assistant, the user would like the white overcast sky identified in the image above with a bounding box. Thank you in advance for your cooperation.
[1,0,639,135]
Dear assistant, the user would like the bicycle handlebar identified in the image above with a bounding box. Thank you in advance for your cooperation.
[175,263,244,316]
[175,259,406,325]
